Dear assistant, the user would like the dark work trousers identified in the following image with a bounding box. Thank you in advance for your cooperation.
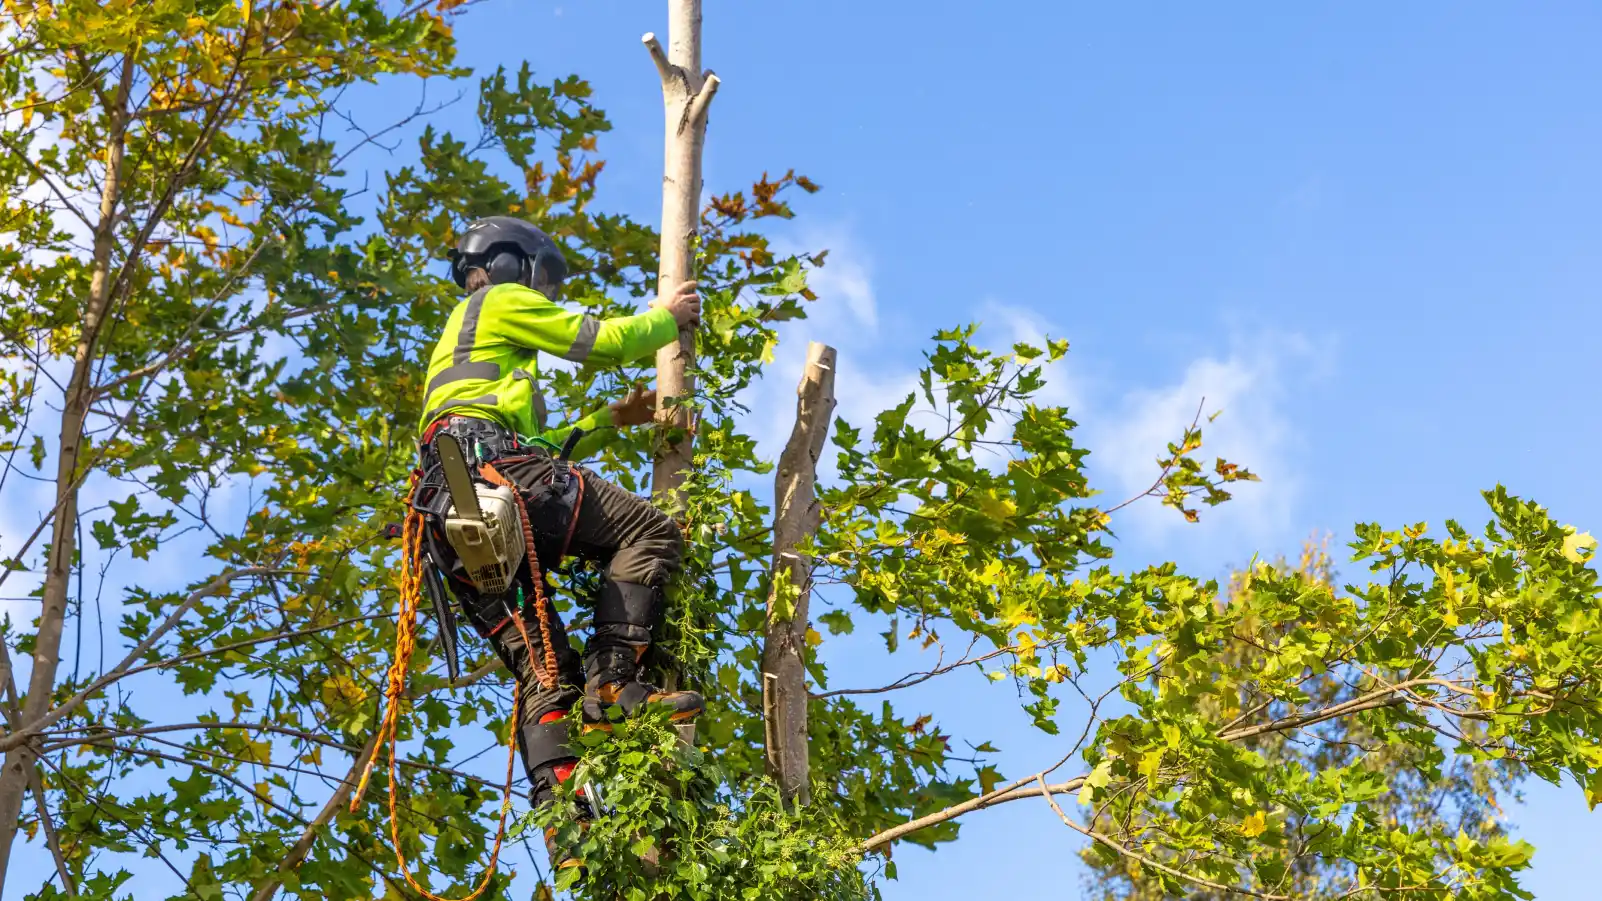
[451,454,684,782]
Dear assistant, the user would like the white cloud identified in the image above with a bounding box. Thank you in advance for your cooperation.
[980,300,1082,412]
[746,224,892,473]
[772,223,878,336]
[809,245,877,334]
[1089,330,1328,546]
[750,315,917,485]
[738,229,1327,558]
[914,300,1328,550]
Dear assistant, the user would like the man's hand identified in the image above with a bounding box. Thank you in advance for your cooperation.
[649,279,702,329]
[608,386,657,427]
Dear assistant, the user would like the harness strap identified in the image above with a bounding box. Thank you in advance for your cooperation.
[479,461,562,690]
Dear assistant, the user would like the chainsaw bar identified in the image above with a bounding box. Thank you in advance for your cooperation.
[435,434,483,522]
[421,557,461,682]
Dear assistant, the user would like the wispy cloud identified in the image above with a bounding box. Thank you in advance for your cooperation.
[1091,333,1317,545]
[913,301,1332,550]
[772,222,878,337]
[749,223,893,475]
[740,230,1330,559]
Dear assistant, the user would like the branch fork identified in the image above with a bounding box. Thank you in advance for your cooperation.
[642,31,720,135]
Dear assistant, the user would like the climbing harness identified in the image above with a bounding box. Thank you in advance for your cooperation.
[351,419,588,901]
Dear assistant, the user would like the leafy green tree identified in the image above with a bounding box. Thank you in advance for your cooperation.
[0,3,1597,901]
[1078,539,1521,900]
[0,0,462,894]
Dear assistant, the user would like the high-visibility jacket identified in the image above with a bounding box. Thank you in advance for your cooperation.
[418,283,678,460]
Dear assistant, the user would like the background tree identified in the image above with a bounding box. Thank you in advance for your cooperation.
[1078,538,1521,900]
[0,0,462,894]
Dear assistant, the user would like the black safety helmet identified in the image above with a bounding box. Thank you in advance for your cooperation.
[446,216,569,296]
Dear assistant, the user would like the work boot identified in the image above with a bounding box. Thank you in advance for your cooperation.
[536,793,589,873]
[582,580,703,729]
[582,646,704,729]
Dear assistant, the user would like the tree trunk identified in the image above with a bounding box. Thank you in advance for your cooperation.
[646,0,719,509]
[762,342,836,808]
[0,54,135,889]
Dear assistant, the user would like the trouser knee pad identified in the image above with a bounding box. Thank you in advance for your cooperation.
[587,580,658,654]
[521,714,577,807]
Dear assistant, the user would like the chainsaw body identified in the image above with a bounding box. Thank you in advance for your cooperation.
[441,482,524,596]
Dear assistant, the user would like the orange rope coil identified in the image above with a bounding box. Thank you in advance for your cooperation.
[349,464,567,901]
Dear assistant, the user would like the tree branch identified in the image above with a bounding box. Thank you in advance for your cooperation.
[0,134,94,233]
[642,32,675,86]
[28,766,75,897]
[683,72,719,134]
[248,731,380,901]
[811,639,1021,701]
[859,775,1085,853]
[1038,775,1290,899]
[2,643,75,895]
[1102,397,1205,517]
[0,567,282,753]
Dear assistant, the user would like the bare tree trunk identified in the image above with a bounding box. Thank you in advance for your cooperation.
[646,0,719,509]
[0,54,136,890]
[1,644,74,896]
[762,342,836,808]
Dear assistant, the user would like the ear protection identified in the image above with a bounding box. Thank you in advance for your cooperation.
[484,249,528,286]
[451,244,566,295]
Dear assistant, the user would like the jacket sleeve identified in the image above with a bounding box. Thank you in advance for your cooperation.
[486,284,679,366]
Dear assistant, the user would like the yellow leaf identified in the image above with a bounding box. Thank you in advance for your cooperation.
[321,674,367,713]
[1015,630,1038,661]
[975,492,1017,521]
[1001,597,1036,630]
[1562,531,1596,564]
[1139,749,1162,785]
[243,736,271,765]
[1241,810,1267,837]
[804,627,822,648]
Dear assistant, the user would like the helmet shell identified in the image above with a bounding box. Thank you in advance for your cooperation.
[447,216,569,289]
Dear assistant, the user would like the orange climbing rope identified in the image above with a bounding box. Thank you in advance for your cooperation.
[349,465,567,901]
[480,460,562,688]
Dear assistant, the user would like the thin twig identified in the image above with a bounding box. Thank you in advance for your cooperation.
[1037,775,1291,899]
[0,567,284,752]
[811,638,1023,700]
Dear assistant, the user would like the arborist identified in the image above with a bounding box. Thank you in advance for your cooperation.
[412,216,703,859]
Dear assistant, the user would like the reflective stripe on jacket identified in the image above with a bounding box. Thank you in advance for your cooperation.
[418,283,678,459]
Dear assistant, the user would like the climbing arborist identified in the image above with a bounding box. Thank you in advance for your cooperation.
[413,215,704,862]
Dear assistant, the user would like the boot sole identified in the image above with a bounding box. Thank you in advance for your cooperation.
[581,708,701,733]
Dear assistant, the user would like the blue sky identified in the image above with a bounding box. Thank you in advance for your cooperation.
[8,1,1601,897]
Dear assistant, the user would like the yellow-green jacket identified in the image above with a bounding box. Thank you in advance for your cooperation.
[419,283,678,460]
